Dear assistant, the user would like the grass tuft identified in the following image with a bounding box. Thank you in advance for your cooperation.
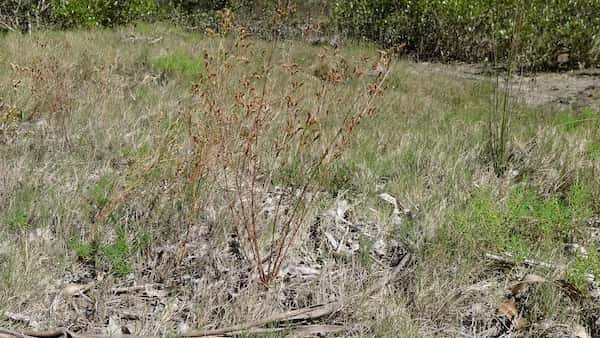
[150,52,205,79]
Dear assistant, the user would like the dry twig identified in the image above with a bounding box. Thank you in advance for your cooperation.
[1,302,343,338]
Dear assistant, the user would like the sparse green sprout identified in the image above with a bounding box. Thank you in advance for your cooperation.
[70,238,95,261]
[5,208,29,231]
[133,227,152,253]
[358,235,374,268]
[100,228,132,277]
[69,227,135,277]
[586,142,600,160]
[555,109,598,130]
[2,185,35,232]
[568,247,600,290]
[88,175,114,210]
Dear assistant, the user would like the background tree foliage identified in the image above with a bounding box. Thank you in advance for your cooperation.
[1,0,599,69]
[331,0,600,69]
[52,0,160,27]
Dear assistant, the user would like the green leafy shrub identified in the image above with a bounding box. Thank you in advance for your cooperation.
[52,0,159,28]
[169,0,230,12]
[331,0,600,69]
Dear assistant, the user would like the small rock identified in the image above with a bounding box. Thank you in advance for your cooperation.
[373,239,386,257]
[177,322,190,334]
[565,243,588,257]
[105,316,121,335]
[87,173,100,184]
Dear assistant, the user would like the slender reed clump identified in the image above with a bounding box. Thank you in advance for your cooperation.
[485,4,525,176]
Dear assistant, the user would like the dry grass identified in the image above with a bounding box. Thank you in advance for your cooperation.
[1,23,599,337]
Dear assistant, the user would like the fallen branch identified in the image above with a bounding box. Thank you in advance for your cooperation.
[205,324,345,337]
[0,20,17,32]
[1,325,345,338]
[181,301,342,337]
[0,302,342,338]
[66,335,154,338]
[111,284,160,295]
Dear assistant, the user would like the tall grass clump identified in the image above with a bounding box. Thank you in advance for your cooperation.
[150,52,206,79]
[484,4,524,176]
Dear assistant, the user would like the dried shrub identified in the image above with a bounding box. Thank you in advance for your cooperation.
[181,18,389,285]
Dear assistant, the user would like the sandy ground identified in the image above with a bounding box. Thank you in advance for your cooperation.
[410,62,600,112]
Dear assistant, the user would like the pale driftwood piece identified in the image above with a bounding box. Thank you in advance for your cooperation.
[181,301,342,337]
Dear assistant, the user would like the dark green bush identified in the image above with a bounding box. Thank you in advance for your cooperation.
[164,0,276,33]
[1,0,165,30]
[52,0,160,27]
[331,0,600,69]
[167,0,230,11]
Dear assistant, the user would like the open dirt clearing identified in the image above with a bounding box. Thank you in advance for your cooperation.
[411,62,600,112]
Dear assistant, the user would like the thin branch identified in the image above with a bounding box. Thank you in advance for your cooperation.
[181,301,341,337]
[0,20,17,32]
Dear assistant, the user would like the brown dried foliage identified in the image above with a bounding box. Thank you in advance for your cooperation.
[182,10,389,285]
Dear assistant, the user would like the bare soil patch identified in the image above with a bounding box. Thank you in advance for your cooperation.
[411,62,600,112]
